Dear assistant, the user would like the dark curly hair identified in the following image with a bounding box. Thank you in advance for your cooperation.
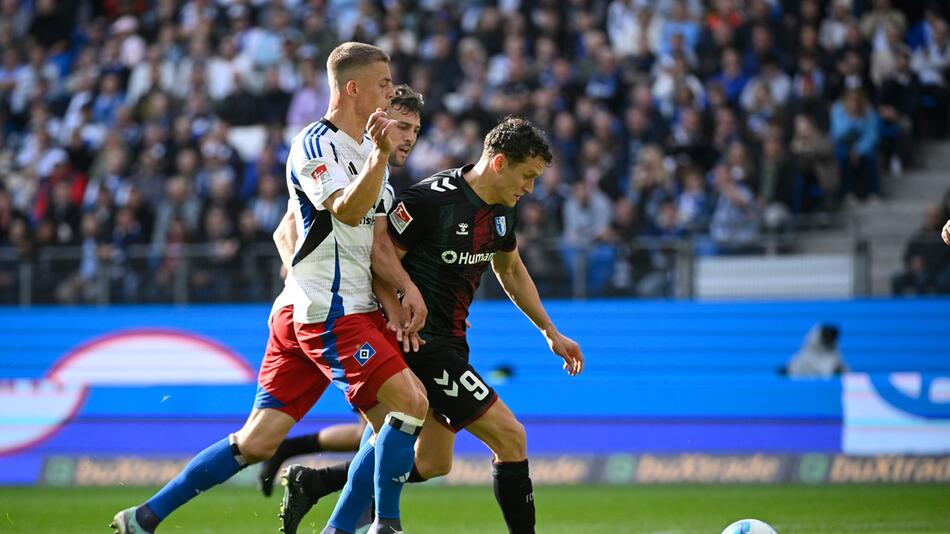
[390,84,424,117]
[483,116,553,165]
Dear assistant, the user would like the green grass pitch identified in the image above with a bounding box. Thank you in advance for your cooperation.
[1,484,948,533]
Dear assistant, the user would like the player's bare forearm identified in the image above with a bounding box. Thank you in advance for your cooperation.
[372,220,427,339]
[494,250,584,375]
[326,148,390,226]
[372,276,402,322]
[273,209,297,268]
[492,250,555,335]
[371,223,412,293]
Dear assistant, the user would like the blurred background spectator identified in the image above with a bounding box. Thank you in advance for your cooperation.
[0,0,948,302]
[782,323,847,378]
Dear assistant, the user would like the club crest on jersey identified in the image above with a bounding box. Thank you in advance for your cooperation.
[494,216,507,237]
[389,201,413,234]
[353,342,376,366]
[456,223,469,235]
[310,163,331,186]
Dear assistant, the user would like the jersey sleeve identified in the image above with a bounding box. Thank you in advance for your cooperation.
[297,154,349,211]
[387,187,433,250]
[375,180,394,218]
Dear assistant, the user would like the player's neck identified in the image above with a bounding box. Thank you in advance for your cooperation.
[463,160,500,205]
[324,101,365,143]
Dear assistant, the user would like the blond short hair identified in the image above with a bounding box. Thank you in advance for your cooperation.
[327,42,390,89]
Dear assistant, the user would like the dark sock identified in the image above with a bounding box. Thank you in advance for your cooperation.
[135,504,161,532]
[407,465,427,483]
[276,433,324,461]
[302,461,351,500]
[492,459,535,534]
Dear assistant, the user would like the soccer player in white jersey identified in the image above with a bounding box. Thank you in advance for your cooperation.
[110,43,428,534]
[258,85,425,500]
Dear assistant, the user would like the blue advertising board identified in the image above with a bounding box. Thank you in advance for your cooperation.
[1,299,948,485]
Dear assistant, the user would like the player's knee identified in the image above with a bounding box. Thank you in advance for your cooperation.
[394,386,428,420]
[236,435,279,464]
[416,455,452,479]
[493,420,527,461]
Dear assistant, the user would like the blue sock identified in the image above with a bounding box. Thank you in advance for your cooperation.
[374,413,423,520]
[144,436,247,523]
[328,434,376,532]
[359,423,374,447]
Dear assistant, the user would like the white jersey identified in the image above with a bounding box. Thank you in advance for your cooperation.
[272,118,394,324]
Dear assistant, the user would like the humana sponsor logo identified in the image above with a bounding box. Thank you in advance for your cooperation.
[441,250,495,265]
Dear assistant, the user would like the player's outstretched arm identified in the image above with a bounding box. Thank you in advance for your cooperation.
[323,109,397,226]
[273,207,297,270]
[491,248,584,376]
[942,219,950,246]
[371,217,427,345]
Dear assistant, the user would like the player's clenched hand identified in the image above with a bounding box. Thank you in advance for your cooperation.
[546,332,584,377]
[400,284,427,352]
[366,108,397,153]
[942,219,950,246]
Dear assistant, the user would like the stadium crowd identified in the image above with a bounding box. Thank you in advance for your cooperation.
[0,0,949,302]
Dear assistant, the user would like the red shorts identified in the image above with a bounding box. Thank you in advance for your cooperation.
[294,309,407,411]
[255,305,331,421]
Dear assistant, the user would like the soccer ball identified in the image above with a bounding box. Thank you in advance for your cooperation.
[720,518,778,534]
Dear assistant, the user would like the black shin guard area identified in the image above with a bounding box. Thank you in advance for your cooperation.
[492,459,535,534]
[302,461,351,500]
[407,465,427,483]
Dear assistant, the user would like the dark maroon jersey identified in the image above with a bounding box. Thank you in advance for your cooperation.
[387,165,516,338]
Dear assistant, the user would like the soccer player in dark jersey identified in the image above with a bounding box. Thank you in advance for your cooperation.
[281,117,585,534]
[257,84,425,498]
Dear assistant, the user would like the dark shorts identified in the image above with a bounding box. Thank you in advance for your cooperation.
[404,336,498,432]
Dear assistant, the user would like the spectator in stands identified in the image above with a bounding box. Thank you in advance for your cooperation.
[1,1,948,303]
[871,20,906,87]
[108,206,145,302]
[286,60,329,134]
[784,323,847,378]
[877,46,919,176]
[676,166,712,231]
[709,163,761,254]
[892,204,950,295]
[830,87,880,203]
[517,200,565,297]
[907,3,946,51]
[628,144,675,225]
[911,17,950,137]
[639,198,684,296]
[562,173,615,296]
[860,0,907,48]
[713,48,748,106]
[755,135,796,230]
[191,206,239,302]
[151,176,201,250]
[821,0,855,53]
[57,213,103,304]
[791,114,838,213]
[235,208,271,302]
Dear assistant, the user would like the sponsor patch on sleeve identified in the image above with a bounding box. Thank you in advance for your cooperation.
[310,163,332,186]
[389,201,413,234]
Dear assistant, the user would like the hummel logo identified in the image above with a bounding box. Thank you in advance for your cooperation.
[434,369,459,397]
[429,177,457,192]
[456,223,469,235]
